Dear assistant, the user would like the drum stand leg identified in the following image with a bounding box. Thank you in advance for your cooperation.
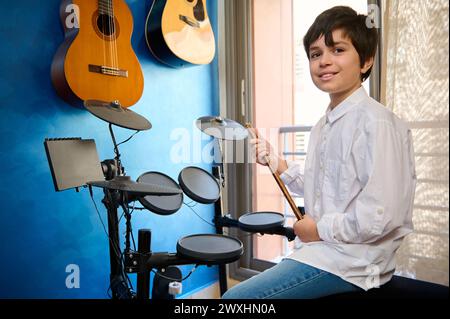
[100,126,134,299]
[134,229,192,299]
[213,165,228,296]
[136,229,151,299]
[102,188,134,299]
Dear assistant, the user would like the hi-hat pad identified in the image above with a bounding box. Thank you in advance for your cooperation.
[88,176,182,196]
[84,100,152,131]
[196,116,248,141]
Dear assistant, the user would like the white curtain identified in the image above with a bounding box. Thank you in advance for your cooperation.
[382,0,449,285]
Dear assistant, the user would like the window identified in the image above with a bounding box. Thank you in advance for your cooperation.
[252,0,370,267]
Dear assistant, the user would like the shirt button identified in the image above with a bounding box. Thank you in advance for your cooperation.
[377,208,384,215]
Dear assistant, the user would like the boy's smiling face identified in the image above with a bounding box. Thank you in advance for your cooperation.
[308,28,373,108]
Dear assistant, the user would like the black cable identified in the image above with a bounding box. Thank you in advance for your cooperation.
[181,202,257,238]
[116,130,140,147]
[103,191,127,263]
[130,223,137,251]
[151,265,198,282]
[90,191,122,259]
[184,200,196,207]
[128,203,137,251]
[119,192,137,293]
[90,191,135,298]
[183,202,216,227]
[127,206,146,211]
[90,191,109,238]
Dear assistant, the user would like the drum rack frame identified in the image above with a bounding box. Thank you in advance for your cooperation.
[75,125,297,299]
[100,153,241,300]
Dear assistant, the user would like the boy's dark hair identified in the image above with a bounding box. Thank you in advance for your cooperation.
[303,6,378,82]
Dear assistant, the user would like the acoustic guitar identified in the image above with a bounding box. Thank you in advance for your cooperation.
[51,0,144,108]
[145,0,216,68]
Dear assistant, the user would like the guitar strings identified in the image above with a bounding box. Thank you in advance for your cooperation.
[107,0,114,70]
[108,0,114,70]
[102,1,107,71]
[111,0,119,69]
[112,0,119,71]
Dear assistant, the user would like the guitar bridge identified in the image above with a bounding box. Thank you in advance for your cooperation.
[88,64,128,78]
[179,15,200,28]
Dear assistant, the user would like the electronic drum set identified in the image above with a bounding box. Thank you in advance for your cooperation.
[45,100,296,299]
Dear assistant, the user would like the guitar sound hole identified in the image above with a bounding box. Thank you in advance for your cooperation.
[97,14,115,37]
[193,0,205,22]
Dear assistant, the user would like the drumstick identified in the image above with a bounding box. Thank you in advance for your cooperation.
[245,123,303,220]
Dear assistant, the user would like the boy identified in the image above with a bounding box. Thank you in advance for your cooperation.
[222,6,416,299]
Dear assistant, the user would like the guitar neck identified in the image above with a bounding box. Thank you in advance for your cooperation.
[98,0,114,15]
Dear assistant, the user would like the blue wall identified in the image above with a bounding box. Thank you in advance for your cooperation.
[0,0,219,298]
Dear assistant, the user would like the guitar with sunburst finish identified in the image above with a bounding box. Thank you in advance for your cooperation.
[145,0,216,68]
[51,0,144,108]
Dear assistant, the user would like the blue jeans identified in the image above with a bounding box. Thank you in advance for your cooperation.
[222,259,361,299]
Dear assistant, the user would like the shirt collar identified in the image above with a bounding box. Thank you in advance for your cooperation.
[326,86,368,124]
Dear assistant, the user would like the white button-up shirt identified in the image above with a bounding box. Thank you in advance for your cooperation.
[281,86,416,290]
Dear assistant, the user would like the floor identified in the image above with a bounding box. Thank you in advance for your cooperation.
[184,278,241,299]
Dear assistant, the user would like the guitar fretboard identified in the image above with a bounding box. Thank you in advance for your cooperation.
[98,0,114,15]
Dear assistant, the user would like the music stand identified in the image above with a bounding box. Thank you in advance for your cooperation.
[44,138,105,192]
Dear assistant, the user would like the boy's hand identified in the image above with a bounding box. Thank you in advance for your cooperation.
[249,137,274,166]
[247,127,271,165]
[293,215,322,243]
[248,129,287,174]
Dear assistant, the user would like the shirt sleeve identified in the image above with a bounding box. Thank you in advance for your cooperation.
[280,160,305,197]
[317,120,415,244]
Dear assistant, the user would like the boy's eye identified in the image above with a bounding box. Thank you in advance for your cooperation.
[310,52,321,59]
[334,48,345,53]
